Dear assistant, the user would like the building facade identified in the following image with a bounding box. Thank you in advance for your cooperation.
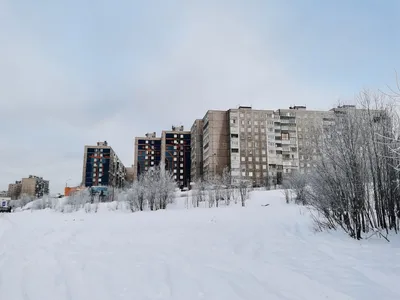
[192,105,351,187]
[82,141,126,188]
[161,126,191,188]
[21,175,50,199]
[201,110,230,180]
[7,181,22,200]
[190,119,204,182]
[134,132,162,179]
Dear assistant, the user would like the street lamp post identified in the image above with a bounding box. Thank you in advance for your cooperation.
[65,178,71,187]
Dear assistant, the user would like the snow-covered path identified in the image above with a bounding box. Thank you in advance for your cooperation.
[1,191,399,300]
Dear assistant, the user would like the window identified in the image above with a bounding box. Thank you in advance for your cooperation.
[248,142,252,147]
[248,157,253,162]
[174,157,177,161]
[180,140,184,144]
[254,121,258,125]
[247,128,252,132]
[180,170,183,173]
[242,171,246,177]
[232,148,239,153]
[255,165,260,170]
[145,140,149,144]
[262,150,266,155]
[181,135,184,138]
[180,163,183,167]
[151,156,154,160]
[174,175,177,179]
[174,146,177,150]
[255,157,260,162]
[249,171,253,177]
[180,152,183,156]
[241,157,246,162]
[174,134,177,138]
[93,178,96,182]
[241,127,245,132]
[262,165,267,169]
[98,178,102,182]
[180,175,183,179]
[151,161,154,165]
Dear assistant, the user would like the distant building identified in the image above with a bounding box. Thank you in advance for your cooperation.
[0,191,8,197]
[82,141,126,188]
[64,186,84,197]
[134,128,191,188]
[21,175,50,199]
[134,133,162,179]
[125,165,135,184]
[8,181,22,200]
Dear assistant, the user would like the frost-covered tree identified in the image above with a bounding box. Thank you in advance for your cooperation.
[156,163,176,210]
[306,92,400,240]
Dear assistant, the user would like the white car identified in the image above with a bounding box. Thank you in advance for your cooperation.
[0,200,11,213]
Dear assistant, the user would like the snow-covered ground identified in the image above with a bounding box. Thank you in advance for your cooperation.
[1,190,399,300]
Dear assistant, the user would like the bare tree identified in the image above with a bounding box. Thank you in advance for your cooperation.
[237,179,250,207]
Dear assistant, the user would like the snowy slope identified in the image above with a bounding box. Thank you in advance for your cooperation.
[0,190,399,300]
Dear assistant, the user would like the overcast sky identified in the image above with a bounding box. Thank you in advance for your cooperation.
[1,0,399,194]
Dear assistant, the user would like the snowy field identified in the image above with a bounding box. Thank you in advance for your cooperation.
[1,190,399,300]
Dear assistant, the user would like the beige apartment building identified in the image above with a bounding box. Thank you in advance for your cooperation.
[21,175,50,199]
[191,105,352,186]
[201,110,230,180]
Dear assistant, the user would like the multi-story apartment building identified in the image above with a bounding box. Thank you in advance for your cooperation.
[228,107,273,186]
[82,141,126,188]
[134,132,162,179]
[21,175,50,199]
[193,105,352,186]
[161,126,191,188]
[7,181,22,200]
[202,110,230,180]
[291,106,335,174]
[190,119,204,182]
